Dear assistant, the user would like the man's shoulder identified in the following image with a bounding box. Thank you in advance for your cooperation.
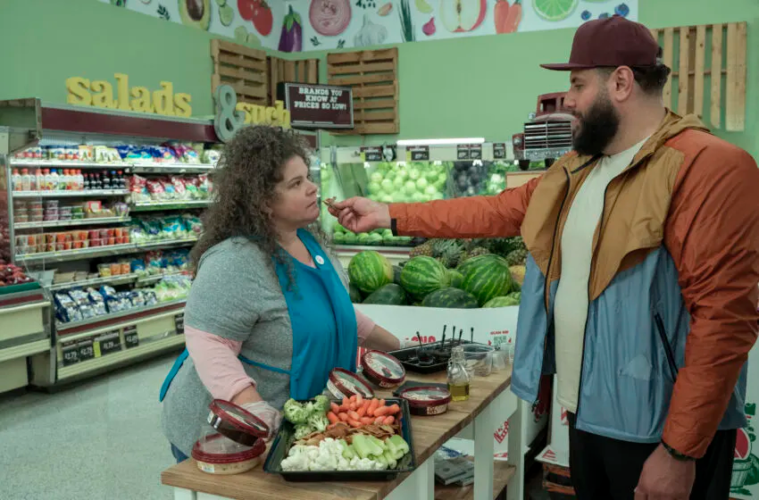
[666,129,754,166]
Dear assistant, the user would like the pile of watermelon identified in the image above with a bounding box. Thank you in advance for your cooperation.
[347,250,522,309]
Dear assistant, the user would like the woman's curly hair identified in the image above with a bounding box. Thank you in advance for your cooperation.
[191,126,324,285]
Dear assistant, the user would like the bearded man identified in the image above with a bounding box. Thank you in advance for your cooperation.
[329,15,759,500]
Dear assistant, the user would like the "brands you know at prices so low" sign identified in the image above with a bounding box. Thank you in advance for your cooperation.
[280,83,354,130]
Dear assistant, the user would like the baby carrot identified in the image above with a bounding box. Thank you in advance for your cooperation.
[367,399,379,416]
[327,412,339,424]
[349,402,357,411]
[348,419,363,428]
[342,397,350,408]
[357,406,367,418]
[348,410,360,421]
[350,395,357,403]
[385,404,401,415]
[355,394,364,406]
[338,412,349,422]
[374,416,385,425]
[382,416,395,425]
[330,402,341,414]
[373,406,390,417]
[360,417,373,425]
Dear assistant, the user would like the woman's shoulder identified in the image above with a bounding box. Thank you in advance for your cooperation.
[196,237,274,281]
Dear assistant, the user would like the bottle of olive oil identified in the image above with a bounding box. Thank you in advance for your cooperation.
[447,346,470,402]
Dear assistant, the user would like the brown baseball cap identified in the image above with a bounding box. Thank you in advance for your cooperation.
[541,16,659,71]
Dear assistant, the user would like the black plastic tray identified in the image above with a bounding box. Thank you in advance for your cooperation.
[263,398,417,482]
[390,341,481,374]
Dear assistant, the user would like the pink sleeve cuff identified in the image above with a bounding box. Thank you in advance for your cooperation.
[355,307,376,346]
[185,325,256,401]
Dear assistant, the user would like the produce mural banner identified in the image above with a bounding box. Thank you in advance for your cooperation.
[101,0,638,53]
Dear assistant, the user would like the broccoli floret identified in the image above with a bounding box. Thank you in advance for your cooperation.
[313,395,330,414]
[294,424,315,440]
[308,413,329,433]
[284,399,310,425]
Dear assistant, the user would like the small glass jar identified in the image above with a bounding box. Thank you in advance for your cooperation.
[447,346,470,402]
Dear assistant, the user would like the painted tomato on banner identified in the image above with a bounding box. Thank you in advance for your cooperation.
[238,0,273,36]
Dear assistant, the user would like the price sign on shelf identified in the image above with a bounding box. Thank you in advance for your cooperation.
[493,143,507,159]
[95,331,121,357]
[61,343,79,367]
[77,340,95,363]
[360,146,383,162]
[124,326,139,349]
[468,144,483,160]
[406,146,430,162]
[174,313,185,335]
[457,144,471,160]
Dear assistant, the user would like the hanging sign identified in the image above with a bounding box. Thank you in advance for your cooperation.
[66,73,192,117]
[214,84,291,143]
[281,83,354,129]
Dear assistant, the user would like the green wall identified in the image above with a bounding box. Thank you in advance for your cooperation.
[0,0,756,157]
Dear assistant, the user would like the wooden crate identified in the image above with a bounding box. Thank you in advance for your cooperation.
[210,39,268,106]
[650,22,747,131]
[327,48,399,135]
[268,57,320,106]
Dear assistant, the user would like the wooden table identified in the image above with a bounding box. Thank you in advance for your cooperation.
[162,366,524,500]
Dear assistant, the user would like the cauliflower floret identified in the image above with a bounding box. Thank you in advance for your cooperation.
[281,454,310,471]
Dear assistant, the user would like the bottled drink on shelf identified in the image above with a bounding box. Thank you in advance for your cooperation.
[11,169,21,191]
[83,173,90,190]
[102,171,111,190]
[48,169,58,191]
[117,170,126,189]
[57,169,67,191]
[41,169,50,190]
[76,170,84,191]
[20,168,32,191]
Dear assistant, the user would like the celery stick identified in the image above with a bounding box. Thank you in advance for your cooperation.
[352,435,373,459]
[384,450,398,469]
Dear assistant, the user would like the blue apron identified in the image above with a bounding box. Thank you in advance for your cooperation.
[159,230,358,402]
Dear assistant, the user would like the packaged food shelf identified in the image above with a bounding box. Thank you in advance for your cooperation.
[136,272,185,286]
[12,159,131,169]
[48,273,140,291]
[56,298,187,333]
[14,216,131,230]
[128,163,215,174]
[15,238,197,264]
[12,190,129,198]
[130,200,212,212]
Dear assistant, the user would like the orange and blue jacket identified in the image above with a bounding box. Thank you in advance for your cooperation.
[390,111,759,458]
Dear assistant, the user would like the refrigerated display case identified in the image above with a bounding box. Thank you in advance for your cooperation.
[318,142,525,266]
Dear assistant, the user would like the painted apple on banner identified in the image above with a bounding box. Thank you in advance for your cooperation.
[100,0,638,51]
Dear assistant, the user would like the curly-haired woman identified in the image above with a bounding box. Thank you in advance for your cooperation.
[159,126,400,462]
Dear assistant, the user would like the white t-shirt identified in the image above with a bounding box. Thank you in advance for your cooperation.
[553,138,648,413]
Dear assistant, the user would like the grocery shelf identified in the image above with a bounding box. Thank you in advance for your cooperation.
[16,238,197,264]
[47,271,186,291]
[12,159,130,169]
[56,298,187,332]
[129,163,215,174]
[12,189,129,198]
[14,216,131,230]
[334,244,413,252]
[434,461,515,500]
[48,273,140,291]
[130,200,212,211]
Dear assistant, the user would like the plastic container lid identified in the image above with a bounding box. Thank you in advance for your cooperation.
[206,399,269,447]
[327,368,375,400]
[398,386,452,408]
[192,432,266,464]
[361,350,406,387]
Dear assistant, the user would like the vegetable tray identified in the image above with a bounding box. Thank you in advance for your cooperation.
[264,398,417,482]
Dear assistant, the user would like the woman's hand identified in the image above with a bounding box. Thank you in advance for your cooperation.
[362,324,401,352]
[240,401,283,441]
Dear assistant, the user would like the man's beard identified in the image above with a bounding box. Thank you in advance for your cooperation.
[572,93,620,156]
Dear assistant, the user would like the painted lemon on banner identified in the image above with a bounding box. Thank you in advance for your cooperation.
[533,0,578,21]
[179,0,211,30]
[440,0,487,33]
[415,0,433,14]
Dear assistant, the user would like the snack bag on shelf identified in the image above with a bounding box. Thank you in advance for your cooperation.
[54,292,82,323]
[110,202,129,218]
[94,146,121,163]
[182,214,203,237]
[201,148,221,165]
[87,288,108,316]
[165,142,201,164]
[151,146,175,163]
[184,176,201,200]
[131,257,148,277]
[159,216,185,239]
[130,290,146,308]
[142,289,158,306]
[129,224,149,244]
[197,174,212,198]
[170,176,188,200]
[160,178,177,200]
[78,145,94,162]
[145,251,165,275]
[146,179,166,201]
[128,174,149,203]
[69,289,96,320]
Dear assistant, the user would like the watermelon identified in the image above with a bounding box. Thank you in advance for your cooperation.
[348,251,393,294]
[392,265,402,285]
[461,255,514,306]
[363,283,408,305]
[400,256,451,299]
[483,295,520,308]
[422,287,479,309]
[448,269,464,289]
[349,283,363,303]
[457,254,498,277]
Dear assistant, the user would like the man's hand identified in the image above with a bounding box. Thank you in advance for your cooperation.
[635,444,695,500]
[327,197,391,233]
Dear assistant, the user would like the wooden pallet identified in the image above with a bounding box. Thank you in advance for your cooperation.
[434,461,515,500]
[267,58,320,105]
[327,48,399,135]
[650,22,747,131]
[210,39,268,106]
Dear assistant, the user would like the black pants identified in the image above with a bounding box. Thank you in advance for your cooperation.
[567,413,736,500]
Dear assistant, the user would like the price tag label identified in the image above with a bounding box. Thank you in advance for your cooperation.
[124,326,139,349]
[62,343,79,367]
[360,146,383,162]
[457,145,471,160]
[406,146,430,162]
[95,331,121,357]
[469,144,483,160]
[493,143,507,159]
[78,340,95,362]
[174,313,185,335]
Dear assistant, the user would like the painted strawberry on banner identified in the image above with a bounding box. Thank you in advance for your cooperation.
[732,403,759,497]
[238,0,273,36]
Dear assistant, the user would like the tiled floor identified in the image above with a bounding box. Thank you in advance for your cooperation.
[0,354,178,500]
